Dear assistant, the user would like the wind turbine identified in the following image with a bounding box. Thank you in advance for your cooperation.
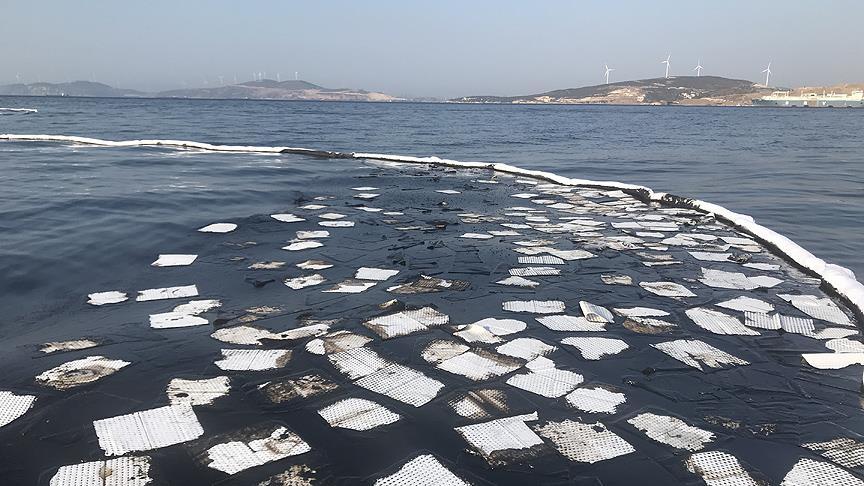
[661,54,671,78]
[762,62,772,87]
[277,72,281,82]
[604,64,615,85]
[218,75,224,86]
[295,71,299,81]
[693,59,703,77]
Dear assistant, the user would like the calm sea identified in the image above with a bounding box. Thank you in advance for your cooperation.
[1,97,862,313]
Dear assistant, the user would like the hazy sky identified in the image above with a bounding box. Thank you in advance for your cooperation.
[1,0,862,98]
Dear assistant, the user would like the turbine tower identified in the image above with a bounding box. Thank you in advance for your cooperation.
[762,62,772,87]
[661,54,671,78]
[604,64,615,85]
[693,59,704,77]
[295,71,299,81]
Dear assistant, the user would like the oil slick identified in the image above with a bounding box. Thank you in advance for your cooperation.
[3,138,864,484]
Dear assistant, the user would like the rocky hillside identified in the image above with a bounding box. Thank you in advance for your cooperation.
[783,83,864,96]
[453,76,775,106]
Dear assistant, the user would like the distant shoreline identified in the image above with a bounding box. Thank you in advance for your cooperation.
[4,76,861,107]
[0,93,406,103]
[4,93,862,109]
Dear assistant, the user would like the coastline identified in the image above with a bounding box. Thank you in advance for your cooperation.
[6,93,861,108]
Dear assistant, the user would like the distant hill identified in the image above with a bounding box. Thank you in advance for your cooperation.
[157,79,401,102]
[0,79,403,102]
[453,76,775,106]
[0,81,145,98]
